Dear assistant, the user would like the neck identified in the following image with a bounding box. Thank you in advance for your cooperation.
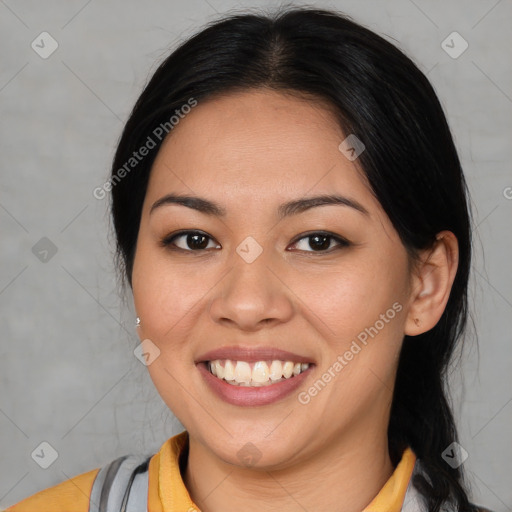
[183,426,394,512]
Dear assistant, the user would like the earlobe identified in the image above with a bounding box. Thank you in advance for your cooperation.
[405,231,459,336]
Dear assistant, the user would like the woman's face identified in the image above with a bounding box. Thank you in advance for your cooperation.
[132,89,414,468]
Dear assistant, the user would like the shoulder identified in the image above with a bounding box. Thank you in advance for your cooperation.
[3,467,100,512]
[2,435,181,512]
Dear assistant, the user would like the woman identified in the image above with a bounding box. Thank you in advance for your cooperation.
[6,6,492,512]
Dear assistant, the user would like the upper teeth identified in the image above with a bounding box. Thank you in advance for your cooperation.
[207,360,310,386]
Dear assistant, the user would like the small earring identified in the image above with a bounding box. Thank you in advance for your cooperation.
[414,318,420,327]
[136,317,141,328]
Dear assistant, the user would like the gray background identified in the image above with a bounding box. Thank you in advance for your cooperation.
[1,0,511,510]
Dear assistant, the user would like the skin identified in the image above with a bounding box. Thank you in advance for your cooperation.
[132,89,459,512]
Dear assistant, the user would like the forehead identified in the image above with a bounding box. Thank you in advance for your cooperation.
[145,89,375,211]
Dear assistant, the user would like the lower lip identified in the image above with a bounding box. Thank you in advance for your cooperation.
[197,363,313,407]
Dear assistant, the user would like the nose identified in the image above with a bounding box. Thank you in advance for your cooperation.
[208,251,294,332]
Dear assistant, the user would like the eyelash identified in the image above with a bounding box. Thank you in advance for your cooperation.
[160,230,351,254]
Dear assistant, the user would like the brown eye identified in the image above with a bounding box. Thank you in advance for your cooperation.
[161,231,221,251]
[307,234,331,251]
[289,232,350,253]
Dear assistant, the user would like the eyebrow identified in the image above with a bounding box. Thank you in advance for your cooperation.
[149,193,369,218]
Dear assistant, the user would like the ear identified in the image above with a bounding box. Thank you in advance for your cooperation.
[405,231,459,336]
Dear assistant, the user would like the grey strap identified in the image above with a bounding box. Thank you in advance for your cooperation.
[89,455,151,512]
[401,459,457,512]
[401,471,426,512]
[121,459,150,512]
[89,456,127,512]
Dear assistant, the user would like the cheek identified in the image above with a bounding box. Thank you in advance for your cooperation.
[132,242,207,347]
[295,266,406,414]
[289,256,408,345]
[131,246,209,415]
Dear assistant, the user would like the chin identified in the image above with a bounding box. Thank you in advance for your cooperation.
[200,428,309,471]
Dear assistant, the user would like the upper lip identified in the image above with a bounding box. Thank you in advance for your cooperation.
[195,346,315,364]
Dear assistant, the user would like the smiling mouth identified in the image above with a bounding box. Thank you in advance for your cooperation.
[204,359,312,387]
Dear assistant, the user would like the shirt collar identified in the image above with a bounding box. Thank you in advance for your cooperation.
[362,446,417,512]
